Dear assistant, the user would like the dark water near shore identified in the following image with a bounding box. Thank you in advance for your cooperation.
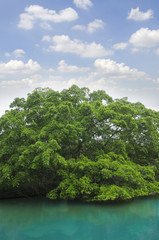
[0,197,159,240]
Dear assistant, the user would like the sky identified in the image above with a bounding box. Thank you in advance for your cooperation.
[0,0,159,116]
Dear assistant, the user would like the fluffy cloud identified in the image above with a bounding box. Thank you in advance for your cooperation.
[42,35,51,42]
[129,28,159,48]
[72,25,86,31]
[94,58,147,79]
[43,34,113,58]
[13,49,26,58]
[58,60,90,73]
[73,19,105,33]
[0,59,41,75]
[113,42,128,50]
[73,0,93,10]
[127,7,153,21]
[87,19,105,33]
[18,5,78,30]
[5,49,26,58]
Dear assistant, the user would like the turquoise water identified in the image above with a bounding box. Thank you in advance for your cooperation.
[0,197,159,240]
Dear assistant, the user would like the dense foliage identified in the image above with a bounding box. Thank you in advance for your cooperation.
[0,85,159,201]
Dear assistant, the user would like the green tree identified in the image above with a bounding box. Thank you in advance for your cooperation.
[0,85,159,201]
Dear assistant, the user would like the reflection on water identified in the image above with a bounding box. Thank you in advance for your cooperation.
[0,197,159,240]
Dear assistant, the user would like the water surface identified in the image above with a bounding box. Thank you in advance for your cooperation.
[0,197,159,240]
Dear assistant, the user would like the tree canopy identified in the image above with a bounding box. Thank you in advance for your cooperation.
[0,85,159,201]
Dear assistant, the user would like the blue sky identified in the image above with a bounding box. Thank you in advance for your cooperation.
[0,0,159,115]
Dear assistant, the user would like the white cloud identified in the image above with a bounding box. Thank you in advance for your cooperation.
[113,42,128,50]
[18,14,34,30]
[58,60,90,73]
[87,19,105,33]
[94,58,148,79]
[73,19,105,33]
[18,5,78,30]
[72,24,86,31]
[13,49,26,58]
[129,28,159,48]
[43,34,113,58]
[0,59,41,75]
[127,7,153,21]
[42,35,51,42]
[73,0,93,10]
[5,49,26,58]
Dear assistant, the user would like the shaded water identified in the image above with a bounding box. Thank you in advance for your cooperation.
[0,197,159,240]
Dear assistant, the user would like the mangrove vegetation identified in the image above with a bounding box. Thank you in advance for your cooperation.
[0,85,159,201]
